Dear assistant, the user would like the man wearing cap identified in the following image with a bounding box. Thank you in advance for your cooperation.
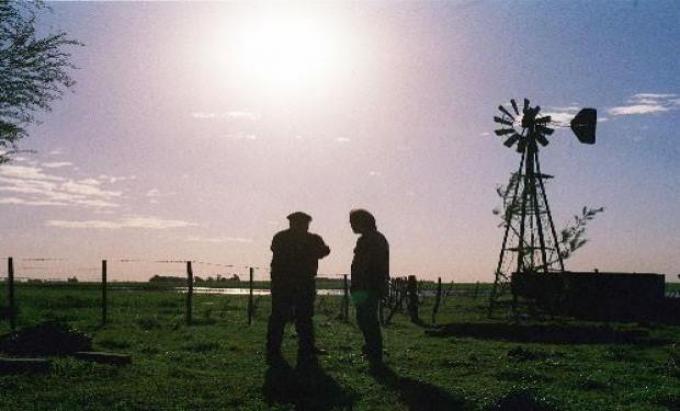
[349,209,389,366]
[266,211,331,365]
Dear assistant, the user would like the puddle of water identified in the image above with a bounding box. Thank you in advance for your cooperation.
[176,287,345,296]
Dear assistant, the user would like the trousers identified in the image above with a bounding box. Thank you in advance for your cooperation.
[354,290,383,362]
[266,282,316,356]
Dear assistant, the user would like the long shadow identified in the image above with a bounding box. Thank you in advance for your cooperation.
[370,364,470,411]
[263,358,355,410]
[425,321,669,345]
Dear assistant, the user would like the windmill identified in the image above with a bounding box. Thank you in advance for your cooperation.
[488,98,597,314]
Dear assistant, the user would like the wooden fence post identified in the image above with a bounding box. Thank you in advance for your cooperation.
[8,257,15,331]
[407,275,420,324]
[101,260,107,325]
[342,274,349,321]
[397,278,406,311]
[431,277,442,324]
[186,261,193,326]
[248,267,254,325]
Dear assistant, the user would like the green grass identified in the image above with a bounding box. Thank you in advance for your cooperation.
[0,283,679,410]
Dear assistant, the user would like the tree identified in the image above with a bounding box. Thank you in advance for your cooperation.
[0,2,81,164]
[493,172,604,262]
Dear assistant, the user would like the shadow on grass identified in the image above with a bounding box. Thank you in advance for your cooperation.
[370,364,470,411]
[426,322,668,345]
[263,359,355,410]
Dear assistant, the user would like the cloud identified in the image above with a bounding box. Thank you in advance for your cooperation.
[608,104,669,116]
[608,93,679,116]
[145,188,175,204]
[0,197,68,206]
[61,180,121,198]
[335,137,351,143]
[0,165,64,181]
[0,164,122,208]
[47,216,196,230]
[146,188,161,197]
[191,111,259,121]
[543,106,581,124]
[42,162,73,169]
[632,93,677,99]
[185,235,253,244]
[97,174,136,184]
[226,111,259,120]
[230,133,257,141]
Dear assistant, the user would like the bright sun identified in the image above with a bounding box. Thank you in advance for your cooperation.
[231,10,348,92]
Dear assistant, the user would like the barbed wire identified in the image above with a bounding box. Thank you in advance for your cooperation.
[2,256,450,281]
[5,256,266,270]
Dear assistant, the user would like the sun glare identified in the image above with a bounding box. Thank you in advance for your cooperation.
[231,11,348,92]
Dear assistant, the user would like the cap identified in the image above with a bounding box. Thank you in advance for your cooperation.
[287,211,312,223]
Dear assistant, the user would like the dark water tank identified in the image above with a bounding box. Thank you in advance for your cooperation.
[512,271,665,321]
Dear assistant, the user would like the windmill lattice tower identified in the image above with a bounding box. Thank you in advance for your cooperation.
[488,98,597,315]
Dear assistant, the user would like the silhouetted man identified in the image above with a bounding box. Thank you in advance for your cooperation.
[349,209,389,365]
[266,211,330,366]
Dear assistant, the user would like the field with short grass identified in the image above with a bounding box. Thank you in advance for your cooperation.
[1,282,679,410]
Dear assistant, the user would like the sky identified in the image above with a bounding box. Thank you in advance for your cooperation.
[1,1,679,282]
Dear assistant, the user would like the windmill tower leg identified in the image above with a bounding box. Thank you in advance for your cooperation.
[489,151,525,317]
[535,152,565,271]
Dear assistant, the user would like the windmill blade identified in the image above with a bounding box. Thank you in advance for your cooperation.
[535,115,552,124]
[503,133,521,147]
[537,125,554,135]
[570,108,597,144]
[493,116,514,126]
[523,98,530,113]
[498,105,514,120]
[535,133,549,146]
[494,128,515,136]
[510,99,519,115]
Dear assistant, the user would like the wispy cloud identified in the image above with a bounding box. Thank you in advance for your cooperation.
[97,174,136,184]
[543,105,610,124]
[185,235,253,244]
[47,216,196,230]
[0,164,122,208]
[543,106,581,124]
[42,162,73,169]
[0,197,68,207]
[608,104,669,116]
[0,165,63,181]
[145,188,175,204]
[608,93,679,116]
[191,111,259,121]
[230,133,258,141]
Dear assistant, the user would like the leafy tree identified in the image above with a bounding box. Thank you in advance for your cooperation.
[493,172,604,261]
[0,2,81,163]
[557,206,605,260]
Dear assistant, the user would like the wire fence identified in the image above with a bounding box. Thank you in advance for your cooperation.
[0,256,492,333]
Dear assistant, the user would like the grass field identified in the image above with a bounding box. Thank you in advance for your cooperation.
[1,282,679,410]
